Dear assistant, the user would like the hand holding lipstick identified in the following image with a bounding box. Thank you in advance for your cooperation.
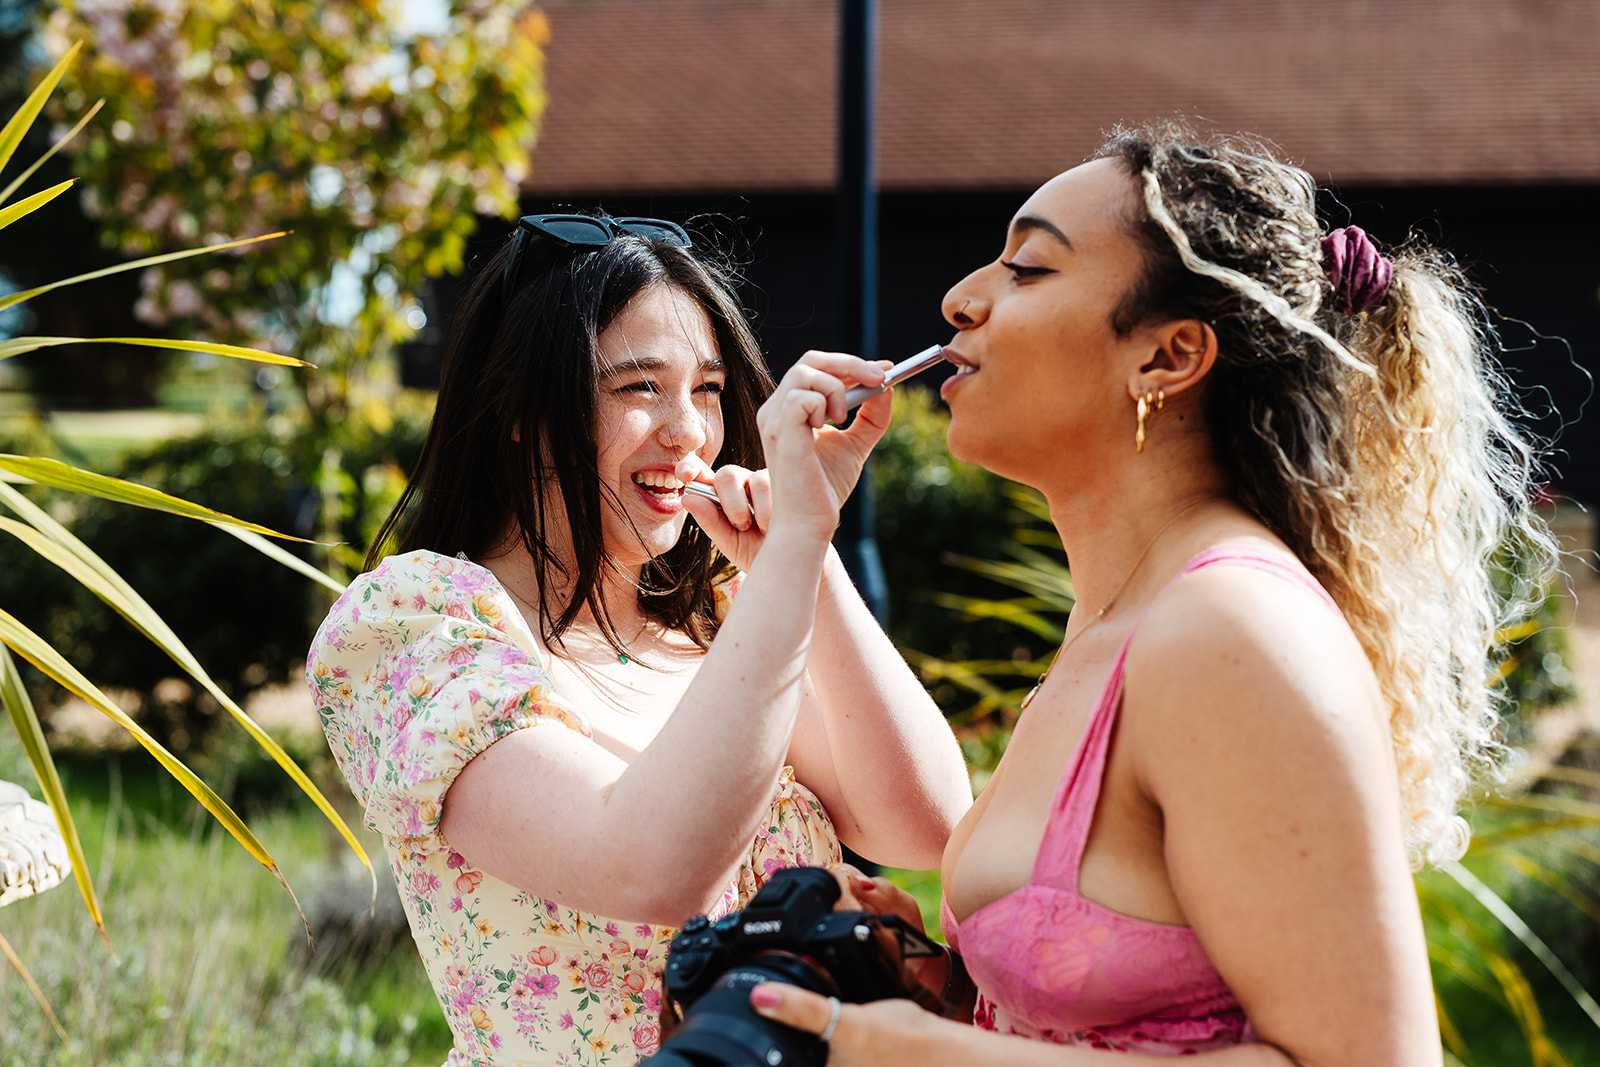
[680,345,944,562]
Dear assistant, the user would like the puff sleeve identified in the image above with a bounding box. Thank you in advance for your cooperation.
[307,550,590,853]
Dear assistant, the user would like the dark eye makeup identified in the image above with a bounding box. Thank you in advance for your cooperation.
[1001,259,1054,279]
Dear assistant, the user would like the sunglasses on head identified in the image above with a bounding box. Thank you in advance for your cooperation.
[501,213,693,302]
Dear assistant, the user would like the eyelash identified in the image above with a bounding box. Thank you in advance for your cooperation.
[616,381,724,395]
[1001,260,1053,280]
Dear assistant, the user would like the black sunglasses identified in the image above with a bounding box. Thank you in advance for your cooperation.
[501,213,693,302]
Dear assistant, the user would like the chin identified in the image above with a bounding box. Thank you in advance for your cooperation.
[947,421,1047,488]
[944,417,999,471]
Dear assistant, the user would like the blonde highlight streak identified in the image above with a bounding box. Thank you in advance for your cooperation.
[1116,127,1559,868]
[1136,168,1375,381]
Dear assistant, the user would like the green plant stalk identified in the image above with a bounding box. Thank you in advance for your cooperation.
[0,486,370,896]
[0,609,308,938]
[0,42,81,182]
[0,924,67,1041]
[0,97,102,205]
[0,456,325,542]
[1444,861,1600,1034]
[0,644,104,946]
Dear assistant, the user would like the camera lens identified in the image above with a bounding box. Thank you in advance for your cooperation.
[644,953,835,1067]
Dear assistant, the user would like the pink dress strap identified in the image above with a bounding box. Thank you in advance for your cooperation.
[942,542,1344,1052]
[1031,543,1340,888]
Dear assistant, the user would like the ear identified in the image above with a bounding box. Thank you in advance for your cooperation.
[1126,319,1217,402]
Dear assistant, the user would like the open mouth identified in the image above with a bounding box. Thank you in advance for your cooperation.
[943,349,978,375]
[632,470,687,502]
[940,349,978,398]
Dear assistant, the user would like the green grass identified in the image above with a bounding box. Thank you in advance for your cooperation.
[0,746,453,1067]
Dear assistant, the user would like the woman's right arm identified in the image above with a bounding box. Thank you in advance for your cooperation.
[437,354,889,927]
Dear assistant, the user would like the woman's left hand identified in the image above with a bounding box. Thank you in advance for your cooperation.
[749,983,946,1067]
[677,456,772,572]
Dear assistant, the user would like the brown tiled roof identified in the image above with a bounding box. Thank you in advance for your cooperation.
[525,0,1600,193]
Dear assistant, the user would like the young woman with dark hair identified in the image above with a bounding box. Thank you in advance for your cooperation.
[307,215,971,1067]
[746,125,1553,1065]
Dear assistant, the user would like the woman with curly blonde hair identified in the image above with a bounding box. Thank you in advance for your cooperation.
[744,123,1553,1065]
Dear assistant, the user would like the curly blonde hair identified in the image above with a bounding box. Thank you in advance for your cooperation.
[1097,123,1556,867]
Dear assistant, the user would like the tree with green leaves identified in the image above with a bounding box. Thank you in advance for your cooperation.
[0,42,380,1035]
[39,0,546,435]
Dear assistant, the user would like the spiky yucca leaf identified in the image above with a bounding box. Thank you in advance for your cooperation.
[0,98,102,204]
[0,610,305,931]
[0,42,80,181]
[0,644,101,945]
[0,178,74,231]
[0,496,370,900]
[0,43,361,998]
[0,335,307,366]
[0,455,321,541]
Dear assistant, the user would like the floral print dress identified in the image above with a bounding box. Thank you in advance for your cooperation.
[308,550,840,1067]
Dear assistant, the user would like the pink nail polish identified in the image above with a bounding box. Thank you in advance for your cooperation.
[750,986,782,1008]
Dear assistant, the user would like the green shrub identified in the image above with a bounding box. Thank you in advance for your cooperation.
[1,396,432,759]
[871,387,1052,709]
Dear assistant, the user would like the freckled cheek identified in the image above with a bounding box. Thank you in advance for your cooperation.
[701,410,725,462]
[594,409,658,467]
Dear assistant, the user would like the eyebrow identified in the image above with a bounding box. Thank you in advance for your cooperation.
[599,356,727,379]
[1010,215,1074,250]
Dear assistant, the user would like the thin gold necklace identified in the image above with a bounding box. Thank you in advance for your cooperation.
[1019,498,1214,710]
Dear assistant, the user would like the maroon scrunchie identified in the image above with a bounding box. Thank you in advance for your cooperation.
[1321,225,1393,314]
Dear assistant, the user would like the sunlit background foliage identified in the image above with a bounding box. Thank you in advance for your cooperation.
[0,3,1597,1066]
[40,0,546,434]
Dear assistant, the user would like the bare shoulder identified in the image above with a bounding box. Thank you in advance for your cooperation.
[1121,549,1390,793]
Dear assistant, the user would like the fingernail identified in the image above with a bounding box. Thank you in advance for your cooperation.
[750,985,783,1008]
[854,875,875,891]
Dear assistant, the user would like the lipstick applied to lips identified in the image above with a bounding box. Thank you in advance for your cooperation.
[682,345,946,505]
[841,344,946,409]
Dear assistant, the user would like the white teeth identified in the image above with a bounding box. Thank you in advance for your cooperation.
[956,364,977,375]
[633,471,685,490]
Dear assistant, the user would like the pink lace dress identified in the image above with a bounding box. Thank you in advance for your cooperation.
[941,546,1343,1054]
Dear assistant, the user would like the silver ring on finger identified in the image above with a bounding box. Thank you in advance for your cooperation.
[819,996,842,1042]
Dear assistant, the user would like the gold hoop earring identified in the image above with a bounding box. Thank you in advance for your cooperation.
[1135,388,1164,453]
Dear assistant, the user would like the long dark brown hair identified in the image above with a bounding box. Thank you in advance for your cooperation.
[367,223,774,656]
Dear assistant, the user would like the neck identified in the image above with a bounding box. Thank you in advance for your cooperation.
[1037,443,1232,617]
[481,530,652,649]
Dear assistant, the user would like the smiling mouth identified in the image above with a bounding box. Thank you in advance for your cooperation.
[632,470,687,500]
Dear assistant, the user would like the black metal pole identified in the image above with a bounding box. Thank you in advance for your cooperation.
[835,0,888,624]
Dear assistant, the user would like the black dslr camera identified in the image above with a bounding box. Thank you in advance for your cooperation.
[641,866,940,1067]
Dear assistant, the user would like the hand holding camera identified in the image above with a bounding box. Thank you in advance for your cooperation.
[641,866,944,1067]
